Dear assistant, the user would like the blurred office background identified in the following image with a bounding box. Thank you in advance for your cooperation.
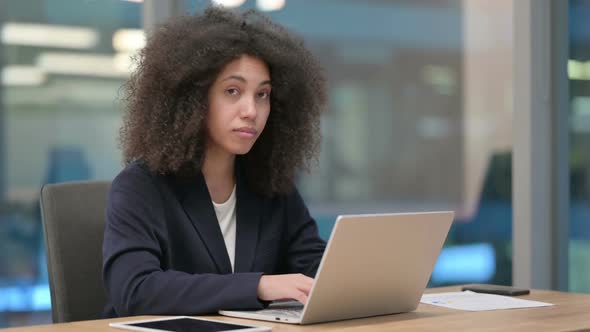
[0,0,586,328]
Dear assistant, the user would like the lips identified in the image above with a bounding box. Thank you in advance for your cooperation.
[234,127,258,135]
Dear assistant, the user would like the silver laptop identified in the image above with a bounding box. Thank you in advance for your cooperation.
[219,211,454,325]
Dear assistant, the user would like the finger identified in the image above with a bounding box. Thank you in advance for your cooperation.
[296,274,314,287]
[296,282,312,295]
[303,276,315,286]
[291,290,308,305]
[297,278,314,293]
[298,274,314,282]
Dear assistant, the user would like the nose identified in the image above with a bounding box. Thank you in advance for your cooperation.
[240,95,257,120]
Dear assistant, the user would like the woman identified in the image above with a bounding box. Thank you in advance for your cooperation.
[102,7,327,317]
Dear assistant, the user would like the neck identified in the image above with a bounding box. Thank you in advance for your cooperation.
[202,145,236,204]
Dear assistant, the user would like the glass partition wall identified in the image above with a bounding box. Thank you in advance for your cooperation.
[0,0,520,327]
[0,0,142,326]
[185,0,514,287]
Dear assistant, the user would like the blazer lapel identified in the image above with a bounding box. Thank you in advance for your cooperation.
[177,173,233,274]
[234,172,262,273]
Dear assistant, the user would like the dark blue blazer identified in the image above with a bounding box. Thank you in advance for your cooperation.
[102,162,326,317]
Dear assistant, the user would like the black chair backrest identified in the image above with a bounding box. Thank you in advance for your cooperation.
[40,181,111,323]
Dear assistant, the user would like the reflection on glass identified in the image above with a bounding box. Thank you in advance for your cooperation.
[569,0,590,294]
[0,0,518,327]
[0,0,141,327]
[187,0,514,287]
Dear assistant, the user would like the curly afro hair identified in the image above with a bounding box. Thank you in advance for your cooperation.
[120,6,327,195]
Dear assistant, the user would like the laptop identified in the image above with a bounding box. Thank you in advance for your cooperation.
[219,211,454,325]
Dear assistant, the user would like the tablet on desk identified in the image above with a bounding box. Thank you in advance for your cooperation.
[109,316,271,332]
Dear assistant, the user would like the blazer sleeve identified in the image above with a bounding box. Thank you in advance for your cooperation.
[102,167,265,316]
[282,188,327,277]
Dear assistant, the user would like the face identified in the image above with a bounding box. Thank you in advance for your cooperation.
[206,55,272,156]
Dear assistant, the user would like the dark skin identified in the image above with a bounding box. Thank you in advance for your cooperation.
[119,7,326,304]
[120,7,327,196]
[204,55,313,303]
[203,55,271,203]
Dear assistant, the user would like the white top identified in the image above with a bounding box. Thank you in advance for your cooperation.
[212,185,237,272]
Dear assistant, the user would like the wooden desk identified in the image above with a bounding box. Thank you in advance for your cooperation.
[3,287,590,331]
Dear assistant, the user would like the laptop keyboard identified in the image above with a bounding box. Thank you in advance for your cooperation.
[257,301,304,318]
[259,307,303,318]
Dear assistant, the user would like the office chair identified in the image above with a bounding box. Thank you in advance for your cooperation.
[40,181,111,323]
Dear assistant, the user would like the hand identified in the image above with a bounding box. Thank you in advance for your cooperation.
[257,274,314,304]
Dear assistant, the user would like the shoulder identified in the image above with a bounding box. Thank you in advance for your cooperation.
[111,161,199,204]
[116,160,152,178]
[110,161,164,197]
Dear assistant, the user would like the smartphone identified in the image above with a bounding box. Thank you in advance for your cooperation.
[461,284,530,296]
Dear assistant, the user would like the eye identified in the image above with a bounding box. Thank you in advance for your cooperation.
[257,90,270,100]
[226,88,240,96]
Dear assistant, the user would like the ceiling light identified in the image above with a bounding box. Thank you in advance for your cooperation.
[37,52,129,78]
[114,53,139,74]
[211,0,247,8]
[1,66,46,86]
[1,23,98,49]
[113,29,146,52]
[256,0,285,11]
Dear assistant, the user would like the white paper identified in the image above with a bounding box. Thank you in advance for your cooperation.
[420,291,554,311]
